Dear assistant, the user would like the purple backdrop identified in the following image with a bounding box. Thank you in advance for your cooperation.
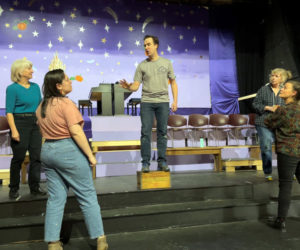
[0,0,212,110]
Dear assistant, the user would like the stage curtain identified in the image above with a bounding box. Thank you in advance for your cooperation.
[209,6,239,114]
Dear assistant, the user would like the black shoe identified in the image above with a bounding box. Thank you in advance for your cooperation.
[9,189,21,200]
[157,162,170,172]
[142,164,150,173]
[268,217,286,232]
[30,187,47,196]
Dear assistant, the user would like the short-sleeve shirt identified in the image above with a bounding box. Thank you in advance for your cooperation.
[35,97,83,139]
[6,82,41,113]
[134,56,175,103]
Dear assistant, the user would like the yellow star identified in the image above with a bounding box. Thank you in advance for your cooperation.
[9,8,14,11]
[80,60,83,63]
[69,49,73,53]
[5,23,10,28]
[130,51,133,55]
[70,12,76,19]
[58,36,64,42]
[18,34,22,38]
[73,7,77,11]
[92,19,98,25]
[100,72,104,75]
[117,62,120,65]
[160,51,164,55]
[128,26,134,32]
[101,38,106,44]
[42,18,46,22]
[36,51,39,54]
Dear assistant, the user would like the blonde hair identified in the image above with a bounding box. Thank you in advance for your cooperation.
[11,58,33,83]
[269,68,293,84]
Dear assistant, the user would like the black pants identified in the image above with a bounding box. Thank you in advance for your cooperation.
[9,115,42,191]
[277,153,300,218]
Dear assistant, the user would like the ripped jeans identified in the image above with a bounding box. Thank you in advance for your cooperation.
[140,102,169,166]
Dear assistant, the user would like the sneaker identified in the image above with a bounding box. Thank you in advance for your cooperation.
[141,164,150,173]
[268,217,286,233]
[157,162,170,172]
[30,187,47,196]
[265,175,273,181]
[9,189,21,200]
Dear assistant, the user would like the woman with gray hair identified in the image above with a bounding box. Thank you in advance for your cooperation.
[252,68,292,181]
[5,58,46,200]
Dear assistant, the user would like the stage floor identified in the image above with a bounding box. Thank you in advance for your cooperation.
[0,170,276,203]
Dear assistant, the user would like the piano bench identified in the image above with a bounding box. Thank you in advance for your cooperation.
[78,100,93,116]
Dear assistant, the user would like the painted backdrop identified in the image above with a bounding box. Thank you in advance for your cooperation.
[0,0,210,109]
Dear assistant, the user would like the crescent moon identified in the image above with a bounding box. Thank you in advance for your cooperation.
[103,7,118,24]
[142,16,154,33]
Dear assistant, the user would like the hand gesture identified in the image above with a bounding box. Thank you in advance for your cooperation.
[119,79,130,89]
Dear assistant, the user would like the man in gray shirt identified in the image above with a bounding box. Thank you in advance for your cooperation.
[120,35,178,172]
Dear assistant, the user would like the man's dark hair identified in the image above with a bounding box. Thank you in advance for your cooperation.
[144,35,159,47]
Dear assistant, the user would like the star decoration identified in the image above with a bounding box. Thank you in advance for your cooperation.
[18,34,22,38]
[78,40,83,49]
[70,12,76,19]
[69,49,73,53]
[88,8,92,14]
[134,62,138,68]
[185,49,188,52]
[179,35,183,40]
[92,19,98,25]
[36,51,39,54]
[117,62,120,65]
[28,16,35,22]
[5,23,10,28]
[13,0,19,6]
[79,26,85,32]
[9,8,14,11]
[135,40,140,46]
[172,26,176,30]
[61,19,67,28]
[0,6,3,16]
[101,38,106,44]
[136,13,141,21]
[130,51,133,55]
[48,41,53,49]
[40,5,45,12]
[90,48,94,52]
[167,45,172,53]
[160,51,164,55]
[104,24,110,32]
[46,21,52,27]
[187,26,191,30]
[117,41,122,50]
[128,26,134,32]
[54,1,60,7]
[192,36,197,44]
[104,52,109,58]
[42,18,46,22]
[8,44,13,49]
[73,7,77,11]
[58,36,64,42]
[32,30,39,37]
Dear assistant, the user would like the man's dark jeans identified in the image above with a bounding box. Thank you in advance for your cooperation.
[277,153,300,218]
[140,102,169,166]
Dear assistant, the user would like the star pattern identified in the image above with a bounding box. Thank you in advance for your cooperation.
[104,24,110,32]
[79,26,85,32]
[32,30,39,37]
[28,16,35,22]
[135,40,140,46]
[48,41,53,49]
[58,36,64,42]
[0,6,3,16]
[46,21,52,27]
[78,40,83,49]
[61,19,67,28]
[117,41,122,50]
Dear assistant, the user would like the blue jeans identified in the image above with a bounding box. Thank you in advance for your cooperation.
[256,126,275,175]
[41,138,104,242]
[140,102,169,166]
